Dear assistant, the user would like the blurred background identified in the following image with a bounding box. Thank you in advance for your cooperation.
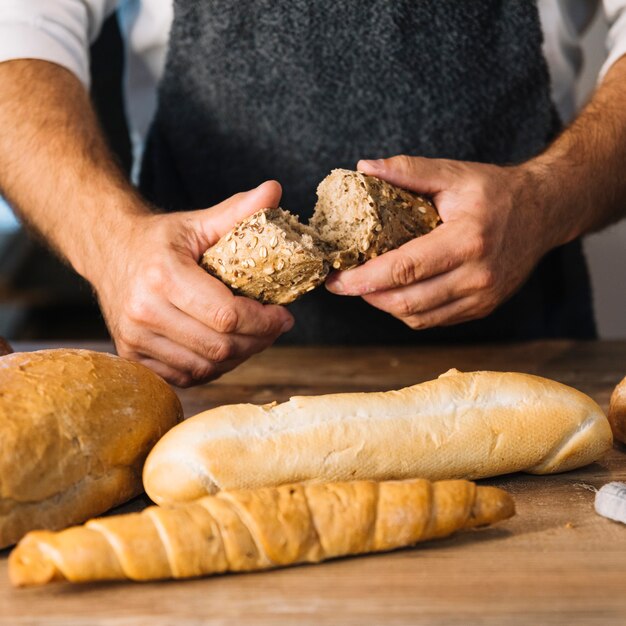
[0,9,624,341]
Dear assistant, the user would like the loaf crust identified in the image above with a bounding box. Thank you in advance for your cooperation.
[143,369,612,505]
[200,170,440,304]
[9,478,514,586]
[608,376,626,444]
[0,349,183,548]
[201,208,328,305]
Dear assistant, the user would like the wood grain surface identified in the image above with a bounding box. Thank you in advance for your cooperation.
[1,340,625,626]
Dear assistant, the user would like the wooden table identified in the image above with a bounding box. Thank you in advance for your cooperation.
[2,340,626,625]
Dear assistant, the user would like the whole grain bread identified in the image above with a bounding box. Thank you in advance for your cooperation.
[311,169,440,270]
[200,170,440,304]
[201,208,328,305]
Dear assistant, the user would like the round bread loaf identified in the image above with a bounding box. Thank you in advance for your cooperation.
[608,376,626,444]
[0,349,183,548]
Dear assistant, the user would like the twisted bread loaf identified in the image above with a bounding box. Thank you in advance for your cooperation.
[9,478,514,586]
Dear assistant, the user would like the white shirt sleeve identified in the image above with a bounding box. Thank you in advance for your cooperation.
[601,0,626,77]
[0,0,119,87]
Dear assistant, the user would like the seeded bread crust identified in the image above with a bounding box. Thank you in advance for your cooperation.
[311,169,440,270]
[200,171,440,304]
[200,208,329,305]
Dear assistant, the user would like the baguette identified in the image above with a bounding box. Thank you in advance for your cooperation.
[144,369,612,505]
[9,478,514,586]
[608,376,626,444]
[200,169,440,304]
[0,349,183,548]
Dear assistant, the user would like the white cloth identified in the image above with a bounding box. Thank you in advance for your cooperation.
[1,0,626,174]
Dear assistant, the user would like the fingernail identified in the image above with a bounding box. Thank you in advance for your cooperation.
[325,276,344,294]
[281,318,294,333]
[360,159,384,171]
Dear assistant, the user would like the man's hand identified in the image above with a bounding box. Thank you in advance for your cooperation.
[325,156,556,330]
[91,181,294,387]
[326,55,626,332]
[0,61,292,386]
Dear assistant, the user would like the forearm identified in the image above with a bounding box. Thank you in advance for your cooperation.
[523,54,626,248]
[0,59,151,281]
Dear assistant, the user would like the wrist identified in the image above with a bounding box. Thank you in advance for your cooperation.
[68,193,154,285]
[512,159,580,253]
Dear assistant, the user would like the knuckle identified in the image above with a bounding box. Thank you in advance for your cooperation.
[469,296,496,320]
[389,292,416,318]
[172,372,193,388]
[211,303,239,334]
[395,154,413,173]
[115,344,135,361]
[474,174,490,197]
[390,255,418,287]
[144,261,168,291]
[126,295,152,324]
[207,337,234,363]
[465,231,487,259]
[189,361,218,382]
[116,323,141,349]
[405,315,427,330]
[474,267,496,291]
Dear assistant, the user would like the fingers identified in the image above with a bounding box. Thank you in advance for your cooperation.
[199,180,283,245]
[121,335,222,387]
[360,269,464,317]
[117,289,280,387]
[398,297,483,330]
[167,257,294,336]
[131,357,186,387]
[364,291,492,331]
[120,333,246,388]
[142,300,278,363]
[360,263,499,330]
[326,224,462,296]
[357,155,458,195]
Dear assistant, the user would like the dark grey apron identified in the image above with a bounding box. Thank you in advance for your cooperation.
[140,0,595,344]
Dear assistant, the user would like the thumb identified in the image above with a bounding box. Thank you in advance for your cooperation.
[357,156,457,196]
[197,180,283,246]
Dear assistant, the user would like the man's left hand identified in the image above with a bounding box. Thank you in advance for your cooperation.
[325,155,559,330]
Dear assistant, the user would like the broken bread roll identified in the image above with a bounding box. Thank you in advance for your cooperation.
[311,168,440,270]
[200,207,329,305]
[608,376,626,444]
[143,369,612,506]
[0,349,183,548]
[9,478,514,586]
[201,169,440,304]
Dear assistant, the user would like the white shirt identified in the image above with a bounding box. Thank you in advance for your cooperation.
[1,0,626,175]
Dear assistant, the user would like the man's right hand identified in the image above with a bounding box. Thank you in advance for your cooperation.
[88,181,294,387]
[0,61,292,386]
